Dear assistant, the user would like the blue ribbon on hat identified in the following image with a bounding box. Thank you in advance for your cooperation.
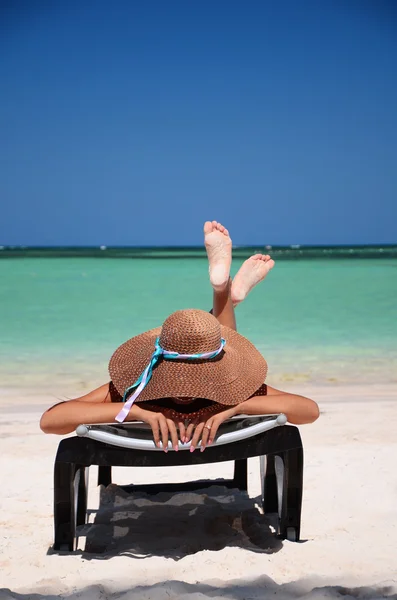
[115,336,226,422]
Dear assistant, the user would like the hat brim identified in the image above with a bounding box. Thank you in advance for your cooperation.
[109,324,267,406]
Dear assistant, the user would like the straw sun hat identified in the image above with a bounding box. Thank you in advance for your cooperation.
[109,309,268,414]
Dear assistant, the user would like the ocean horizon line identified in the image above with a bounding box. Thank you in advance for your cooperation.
[1,243,396,260]
[1,243,397,250]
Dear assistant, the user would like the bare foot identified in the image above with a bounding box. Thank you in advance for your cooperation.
[204,220,232,291]
[231,254,275,305]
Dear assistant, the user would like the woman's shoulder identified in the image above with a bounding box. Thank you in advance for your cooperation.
[69,383,118,403]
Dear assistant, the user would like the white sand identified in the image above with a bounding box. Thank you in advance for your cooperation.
[0,384,396,599]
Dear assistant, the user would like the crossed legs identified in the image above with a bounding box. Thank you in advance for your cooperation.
[204,220,274,331]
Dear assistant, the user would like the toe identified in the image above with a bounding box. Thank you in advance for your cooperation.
[204,221,213,234]
[215,221,230,237]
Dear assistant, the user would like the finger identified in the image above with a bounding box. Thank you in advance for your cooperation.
[185,422,195,442]
[158,415,169,452]
[178,421,186,443]
[200,422,212,451]
[166,419,179,451]
[150,418,161,448]
[190,422,205,452]
[208,419,221,445]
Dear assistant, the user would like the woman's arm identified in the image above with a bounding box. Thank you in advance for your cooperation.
[40,383,142,435]
[39,384,184,449]
[235,392,319,425]
[188,389,320,451]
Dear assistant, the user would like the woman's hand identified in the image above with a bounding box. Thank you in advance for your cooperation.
[187,405,239,452]
[131,402,240,452]
[130,404,186,452]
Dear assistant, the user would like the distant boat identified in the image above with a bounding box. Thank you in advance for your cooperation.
[290,245,301,249]
[265,245,272,250]
[100,245,107,250]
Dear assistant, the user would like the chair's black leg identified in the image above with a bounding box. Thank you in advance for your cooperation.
[233,458,248,491]
[75,465,88,527]
[262,454,279,514]
[97,465,112,487]
[278,447,304,541]
[53,462,76,551]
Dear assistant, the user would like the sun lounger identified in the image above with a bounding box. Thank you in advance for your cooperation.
[52,413,304,552]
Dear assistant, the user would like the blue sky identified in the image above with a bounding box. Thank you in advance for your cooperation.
[1,0,396,246]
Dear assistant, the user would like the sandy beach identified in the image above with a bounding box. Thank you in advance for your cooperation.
[2,0,397,594]
[0,383,396,599]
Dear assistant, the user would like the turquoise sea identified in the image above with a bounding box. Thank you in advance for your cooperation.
[0,248,396,393]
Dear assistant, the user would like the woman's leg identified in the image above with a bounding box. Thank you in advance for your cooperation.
[203,220,275,331]
[231,253,275,306]
[212,277,237,330]
[204,220,237,331]
[211,254,275,331]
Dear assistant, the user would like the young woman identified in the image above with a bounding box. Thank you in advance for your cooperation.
[40,221,319,450]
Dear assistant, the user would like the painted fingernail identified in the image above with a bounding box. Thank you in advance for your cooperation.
[174,445,179,452]
[200,446,205,452]
[209,439,213,445]
[190,446,195,453]
[164,446,168,453]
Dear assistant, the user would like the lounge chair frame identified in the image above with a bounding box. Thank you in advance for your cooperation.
[52,424,304,552]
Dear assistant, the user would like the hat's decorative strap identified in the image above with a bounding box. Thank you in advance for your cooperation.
[115,336,226,423]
